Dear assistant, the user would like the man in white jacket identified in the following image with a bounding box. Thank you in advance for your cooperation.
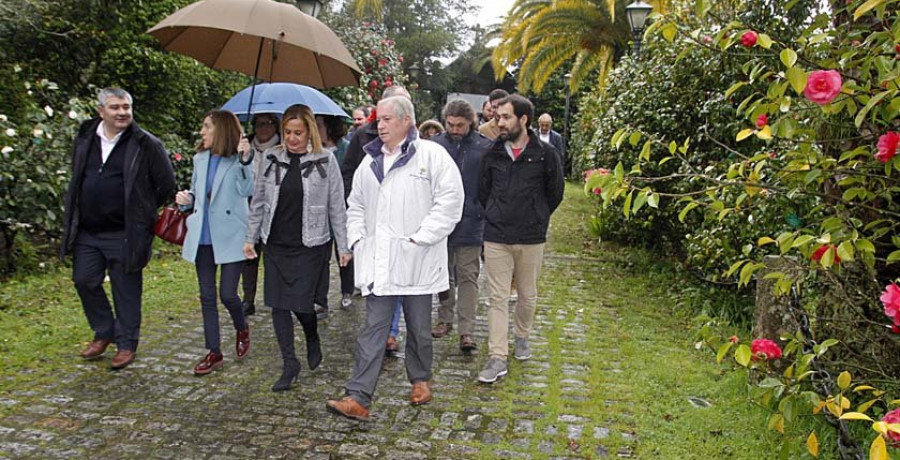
[326,96,464,421]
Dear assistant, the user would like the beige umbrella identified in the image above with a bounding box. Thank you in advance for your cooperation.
[147,0,362,89]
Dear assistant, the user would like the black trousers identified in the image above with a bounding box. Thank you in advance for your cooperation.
[241,241,263,303]
[72,230,143,351]
[314,240,354,308]
[195,245,247,353]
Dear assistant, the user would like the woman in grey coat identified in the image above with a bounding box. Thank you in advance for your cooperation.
[243,104,352,391]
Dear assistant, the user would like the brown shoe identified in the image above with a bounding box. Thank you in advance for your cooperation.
[80,339,112,359]
[236,327,250,359]
[459,335,477,352]
[193,351,223,375]
[385,336,399,353]
[326,396,370,421]
[410,381,432,406]
[431,322,452,338]
[110,350,135,369]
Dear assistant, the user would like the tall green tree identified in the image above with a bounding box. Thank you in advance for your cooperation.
[491,0,668,94]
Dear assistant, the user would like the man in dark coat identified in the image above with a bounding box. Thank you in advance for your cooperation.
[429,99,493,352]
[477,94,564,384]
[537,113,566,167]
[60,87,176,370]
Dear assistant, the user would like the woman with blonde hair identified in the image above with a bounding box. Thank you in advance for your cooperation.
[244,104,352,391]
[418,119,443,140]
[175,110,254,375]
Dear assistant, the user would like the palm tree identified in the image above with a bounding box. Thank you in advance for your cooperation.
[491,0,666,94]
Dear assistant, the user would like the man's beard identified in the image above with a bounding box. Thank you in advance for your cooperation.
[499,124,523,143]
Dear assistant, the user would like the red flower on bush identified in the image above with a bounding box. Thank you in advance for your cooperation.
[880,283,900,326]
[740,31,758,47]
[369,79,378,88]
[584,168,610,195]
[378,58,387,67]
[750,338,782,360]
[755,114,768,128]
[729,335,739,344]
[875,132,900,163]
[804,70,843,105]
[882,408,900,445]
[811,244,841,265]
[173,152,182,162]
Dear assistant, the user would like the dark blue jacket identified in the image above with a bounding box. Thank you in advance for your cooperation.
[432,128,493,247]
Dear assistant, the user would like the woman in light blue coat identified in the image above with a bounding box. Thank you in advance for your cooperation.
[175,110,254,375]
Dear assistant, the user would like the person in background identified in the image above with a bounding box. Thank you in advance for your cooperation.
[175,110,253,375]
[244,104,351,392]
[326,96,463,421]
[429,99,492,353]
[477,94,564,384]
[537,113,565,165]
[345,105,373,142]
[60,87,175,370]
[418,119,443,140]
[479,100,493,125]
[315,114,354,314]
[237,113,281,316]
[478,89,510,141]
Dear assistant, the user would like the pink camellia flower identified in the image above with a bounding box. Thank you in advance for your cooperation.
[882,408,900,445]
[740,31,758,47]
[893,325,900,334]
[369,79,378,88]
[880,283,900,326]
[384,79,393,87]
[756,114,768,128]
[398,56,404,63]
[729,335,739,344]
[378,58,387,67]
[750,338,782,360]
[875,132,900,163]
[173,152,182,162]
[701,35,712,44]
[804,70,843,105]
[811,244,841,265]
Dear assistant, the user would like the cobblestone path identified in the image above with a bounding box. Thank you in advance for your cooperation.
[0,255,636,459]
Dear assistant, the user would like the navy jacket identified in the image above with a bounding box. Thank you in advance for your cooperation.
[479,129,564,244]
[60,118,176,272]
[340,119,378,199]
[432,129,493,247]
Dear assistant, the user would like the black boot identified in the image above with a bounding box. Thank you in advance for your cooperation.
[242,299,255,316]
[298,312,322,370]
[271,310,300,391]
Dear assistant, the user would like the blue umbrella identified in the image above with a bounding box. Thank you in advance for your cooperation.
[222,82,349,121]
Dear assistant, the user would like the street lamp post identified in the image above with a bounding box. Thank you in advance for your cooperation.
[563,72,572,174]
[625,1,653,57]
[296,0,324,17]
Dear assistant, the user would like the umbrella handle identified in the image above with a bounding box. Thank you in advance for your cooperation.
[239,150,255,166]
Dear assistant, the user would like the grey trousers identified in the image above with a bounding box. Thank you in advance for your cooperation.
[345,294,433,408]
[437,245,482,336]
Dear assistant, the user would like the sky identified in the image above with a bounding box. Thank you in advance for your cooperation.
[468,0,515,29]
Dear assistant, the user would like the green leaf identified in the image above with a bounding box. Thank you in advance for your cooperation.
[786,66,807,95]
[662,23,677,42]
[735,344,751,367]
[614,162,624,181]
[837,371,851,390]
[716,342,733,363]
[647,193,659,209]
[628,131,642,147]
[736,129,755,141]
[678,202,699,223]
[780,49,797,68]
[726,260,747,277]
[623,190,633,218]
[610,129,626,149]
[640,140,652,161]
[856,239,875,253]
[837,241,855,262]
[853,0,886,20]
[757,33,773,49]
[759,236,776,246]
[886,249,900,264]
[791,235,815,248]
[854,91,888,128]
[725,82,747,99]
[668,141,677,154]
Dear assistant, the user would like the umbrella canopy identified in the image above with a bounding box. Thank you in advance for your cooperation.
[147,0,362,89]
[221,83,349,121]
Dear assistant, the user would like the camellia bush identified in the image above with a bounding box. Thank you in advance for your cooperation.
[580,0,900,456]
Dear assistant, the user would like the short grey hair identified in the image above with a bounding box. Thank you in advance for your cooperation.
[98,87,133,107]
[382,85,411,100]
[538,113,552,123]
[380,96,416,126]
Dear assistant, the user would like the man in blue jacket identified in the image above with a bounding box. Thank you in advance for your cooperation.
[60,87,176,370]
[430,100,493,352]
[477,95,564,383]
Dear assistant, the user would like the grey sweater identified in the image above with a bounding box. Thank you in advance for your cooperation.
[245,146,349,254]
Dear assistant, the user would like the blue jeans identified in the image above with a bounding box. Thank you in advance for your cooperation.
[390,298,403,337]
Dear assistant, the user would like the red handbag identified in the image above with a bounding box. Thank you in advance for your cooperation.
[154,206,187,245]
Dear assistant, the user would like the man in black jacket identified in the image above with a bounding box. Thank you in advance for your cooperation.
[429,99,493,352]
[60,87,176,370]
[476,94,564,383]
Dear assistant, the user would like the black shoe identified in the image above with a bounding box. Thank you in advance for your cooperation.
[271,359,301,392]
[307,339,322,371]
[242,299,255,316]
[314,303,328,320]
